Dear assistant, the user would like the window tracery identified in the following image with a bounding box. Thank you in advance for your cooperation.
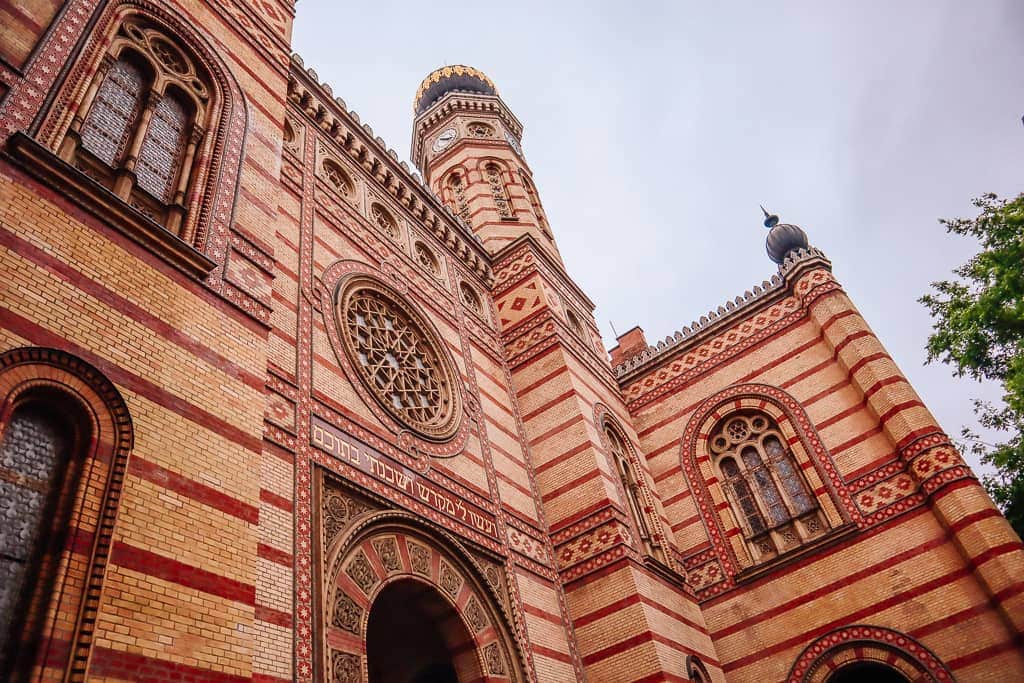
[519,171,551,237]
[323,159,354,198]
[369,203,397,238]
[460,282,483,316]
[566,309,585,340]
[484,163,513,218]
[710,413,828,561]
[467,122,494,138]
[59,18,212,239]
[448,173,471,224]
[415,242,440,277]
[604,421,663,561]
[337,279,460,441]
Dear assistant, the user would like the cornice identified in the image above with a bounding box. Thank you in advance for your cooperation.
[288,54,493,286]
[410,90,524,169]
[614,248,833,382]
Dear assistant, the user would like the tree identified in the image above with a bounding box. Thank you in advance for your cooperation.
[920,192,1024,537]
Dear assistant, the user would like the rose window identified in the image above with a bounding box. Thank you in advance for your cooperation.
[338,280,459,440]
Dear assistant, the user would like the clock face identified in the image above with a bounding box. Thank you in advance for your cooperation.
[504,131,522,155]
[432,127,457,153]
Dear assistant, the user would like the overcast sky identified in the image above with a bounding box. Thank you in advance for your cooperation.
[292,1,1023,476]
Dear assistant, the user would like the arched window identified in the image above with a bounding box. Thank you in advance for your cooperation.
[483,163,513,219]
[447,172,471,224]
[59,18,212,239]
[686,655,712,683]
[519,171,551,237]
[0,391,90,676]
[566,309,586,341]
[710,413,828,561]
[604,421,663,562]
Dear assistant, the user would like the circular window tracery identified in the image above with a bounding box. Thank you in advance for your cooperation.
[336,278,460,441]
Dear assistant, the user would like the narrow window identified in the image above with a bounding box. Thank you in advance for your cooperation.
[0,396,87,675]
[484,163,512,218]
[136,89,190,202]
[79,56,147,166]
[605,423,663,561]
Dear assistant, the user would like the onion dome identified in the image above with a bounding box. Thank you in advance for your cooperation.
[762,206,809,264]
[414,65,497,114]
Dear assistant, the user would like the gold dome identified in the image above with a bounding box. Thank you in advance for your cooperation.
[414,65,497,114]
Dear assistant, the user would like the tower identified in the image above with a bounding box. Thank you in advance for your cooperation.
[411,66,561,263]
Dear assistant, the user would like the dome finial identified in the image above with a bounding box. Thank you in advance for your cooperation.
[761,205,779,229]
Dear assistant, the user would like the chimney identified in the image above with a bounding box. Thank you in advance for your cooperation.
[609,326,648,367]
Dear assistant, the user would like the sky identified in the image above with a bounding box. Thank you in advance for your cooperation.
[292,1,1023,476]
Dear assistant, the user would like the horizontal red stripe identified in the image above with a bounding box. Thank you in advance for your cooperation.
[946,639,1021,671]
[255,604,292,628]
[257,542,292,567]
[0,306,262,453]
[0,227,265,391]
[129,457,258,524]
[89,646,250,682]
[260,487,294,513]
[111,541,255,606]
[723,566,970,672]
[711,532,949,639]
[530,643,575,663]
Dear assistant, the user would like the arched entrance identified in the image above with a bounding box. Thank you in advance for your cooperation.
[366,579,479,683]
[788,625,954,682]
[827,662,908,683]
[319,502,526,683]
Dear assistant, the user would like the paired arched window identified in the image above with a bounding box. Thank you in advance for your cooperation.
[604,421,663,562]
[0,391,90,676]
[710,412,827,561]
[59,18,212,239]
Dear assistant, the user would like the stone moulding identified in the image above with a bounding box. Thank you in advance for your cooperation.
[6,132,216,278]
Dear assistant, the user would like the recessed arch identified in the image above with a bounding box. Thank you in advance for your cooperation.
[788,625,954,683]
[321,508,527,682]
[681,383,854,578]
[0,347,133,680]
[42,0,247,262]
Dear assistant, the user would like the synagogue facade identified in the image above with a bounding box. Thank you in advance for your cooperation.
[0,1,1022,681]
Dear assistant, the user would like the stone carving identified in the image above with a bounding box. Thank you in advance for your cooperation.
[322,486,373,549]
[484,643,506,675]
[465,596,487,632]
[331,591,362,634]
[331,651,360,683]
[372,537,400,572]
[439,561,462,597]
[345,549,378,595]
[408,541,431,576]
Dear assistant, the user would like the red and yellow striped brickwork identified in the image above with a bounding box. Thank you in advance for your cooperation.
[0,2,1021,682]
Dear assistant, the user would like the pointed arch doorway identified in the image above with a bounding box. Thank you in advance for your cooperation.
[366,579,480,683]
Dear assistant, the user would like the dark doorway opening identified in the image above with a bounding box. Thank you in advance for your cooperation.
[827,661,909,683]
[366,579,477,683]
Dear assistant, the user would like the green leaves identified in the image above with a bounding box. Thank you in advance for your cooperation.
[920,193,1024,537]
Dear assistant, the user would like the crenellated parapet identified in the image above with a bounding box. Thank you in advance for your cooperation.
[287,54,494,286]
[615,246,832,379]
